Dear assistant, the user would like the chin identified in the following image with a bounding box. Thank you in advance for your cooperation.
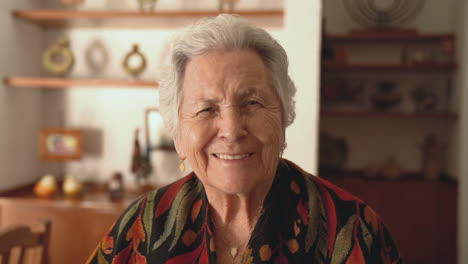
[215,172,263,194]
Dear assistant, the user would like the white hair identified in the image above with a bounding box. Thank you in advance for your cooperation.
[159,14,296,136]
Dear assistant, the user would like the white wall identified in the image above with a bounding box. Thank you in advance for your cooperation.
[0,0,44,192]
[36,0,321,187]
[280,1,321,173]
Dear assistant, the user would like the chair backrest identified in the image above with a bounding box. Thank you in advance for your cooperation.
[0,220,51,264]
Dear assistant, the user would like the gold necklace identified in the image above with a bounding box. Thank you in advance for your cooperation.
[212,206,264,262]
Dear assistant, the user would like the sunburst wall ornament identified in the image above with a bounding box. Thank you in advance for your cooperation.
[343,0,425,29]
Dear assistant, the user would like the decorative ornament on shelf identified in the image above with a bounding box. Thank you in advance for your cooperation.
[122,44,147,79]
[218,0,239,12]
[421,135,445,181]
[34,174,58,199]
[42,38,75,76]
[343,0,425,34]
[62,174,83,199]
[138,0,158,12]
[130,128,153,186]
[370,81,402,111]
[108,172,124,201]
[61,0,85,10]
[377,156,402,180]
[84,38,110,76]
[318,131,348,177]
[411,84,439,112]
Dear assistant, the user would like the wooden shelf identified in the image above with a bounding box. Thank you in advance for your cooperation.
[12,9,284,28]
[323,62,456,72]
[326,33,454,42]
[320,110,458,120]
[4,76,158,89]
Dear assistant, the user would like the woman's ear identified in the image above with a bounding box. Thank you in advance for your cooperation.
[173,133,186,160]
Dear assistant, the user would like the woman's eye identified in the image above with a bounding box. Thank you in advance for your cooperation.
[198,107,214,115]
[247,100,260,106]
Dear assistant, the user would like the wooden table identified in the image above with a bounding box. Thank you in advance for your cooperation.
[0,183,155,264]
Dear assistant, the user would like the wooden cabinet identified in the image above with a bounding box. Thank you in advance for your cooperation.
[0,184,148,264]
[325,177,457,264]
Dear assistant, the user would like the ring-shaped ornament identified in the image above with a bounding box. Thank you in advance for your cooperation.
[43,39,74,76]
[122,44,147,78]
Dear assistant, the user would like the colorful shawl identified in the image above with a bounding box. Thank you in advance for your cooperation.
[86,159,402,263]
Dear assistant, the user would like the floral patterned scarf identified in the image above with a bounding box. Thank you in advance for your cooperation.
[86,159,402,263]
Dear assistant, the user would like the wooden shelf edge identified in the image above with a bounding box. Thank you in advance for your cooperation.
[326,33,455,42]
[4,76,158,89]
[320,110,458,120]
[12,9,284,28]
[323,62,456,71]
[13,9,284,20]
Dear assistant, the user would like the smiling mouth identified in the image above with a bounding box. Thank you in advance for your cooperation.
[213,153,254,160]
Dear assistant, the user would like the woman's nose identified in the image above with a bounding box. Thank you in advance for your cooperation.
[217,107,247,142]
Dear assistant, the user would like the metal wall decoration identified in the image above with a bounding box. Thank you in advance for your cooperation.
[342,0,425,29]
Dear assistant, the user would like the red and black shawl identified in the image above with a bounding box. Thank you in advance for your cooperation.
[86,159,402,263]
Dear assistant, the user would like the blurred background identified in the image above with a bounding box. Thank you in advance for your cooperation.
[0,0,466,263]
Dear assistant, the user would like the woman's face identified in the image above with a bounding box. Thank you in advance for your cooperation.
[175,49,285,195]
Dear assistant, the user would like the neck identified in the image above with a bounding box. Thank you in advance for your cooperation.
[205,176,272,225]
[211,200,264,264]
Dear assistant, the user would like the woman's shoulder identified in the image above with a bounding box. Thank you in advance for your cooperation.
[280,159,402,263]
[122,172,200,220]
[280,158,364,204]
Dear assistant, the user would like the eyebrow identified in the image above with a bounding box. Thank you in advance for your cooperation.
[188,87,264,107]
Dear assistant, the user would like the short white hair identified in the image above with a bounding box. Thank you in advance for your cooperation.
[159,14,296,136]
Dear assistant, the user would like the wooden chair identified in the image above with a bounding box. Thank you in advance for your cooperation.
[0,220,51,264]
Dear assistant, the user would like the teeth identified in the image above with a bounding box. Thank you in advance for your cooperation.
[217,153,250,160]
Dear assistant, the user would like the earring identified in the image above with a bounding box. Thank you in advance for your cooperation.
[179,160,185,172]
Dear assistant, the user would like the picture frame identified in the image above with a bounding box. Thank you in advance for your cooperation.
[145,108,175,151]
[39,129,83,161]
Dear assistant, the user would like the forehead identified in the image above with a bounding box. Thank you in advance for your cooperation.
[181,49,275,102]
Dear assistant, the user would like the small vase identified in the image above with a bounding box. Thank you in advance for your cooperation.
[138,0,158,12]
[84,38,110,76]
[61,0,85,10]
[218,0,239,12]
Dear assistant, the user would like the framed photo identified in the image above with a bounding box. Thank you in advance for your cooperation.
[40,129,83,161]
[145,108,175,151]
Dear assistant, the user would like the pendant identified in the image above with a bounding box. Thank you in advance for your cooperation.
[230,247,238,258]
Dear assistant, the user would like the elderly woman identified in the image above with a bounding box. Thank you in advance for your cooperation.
[87,15,401,264]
